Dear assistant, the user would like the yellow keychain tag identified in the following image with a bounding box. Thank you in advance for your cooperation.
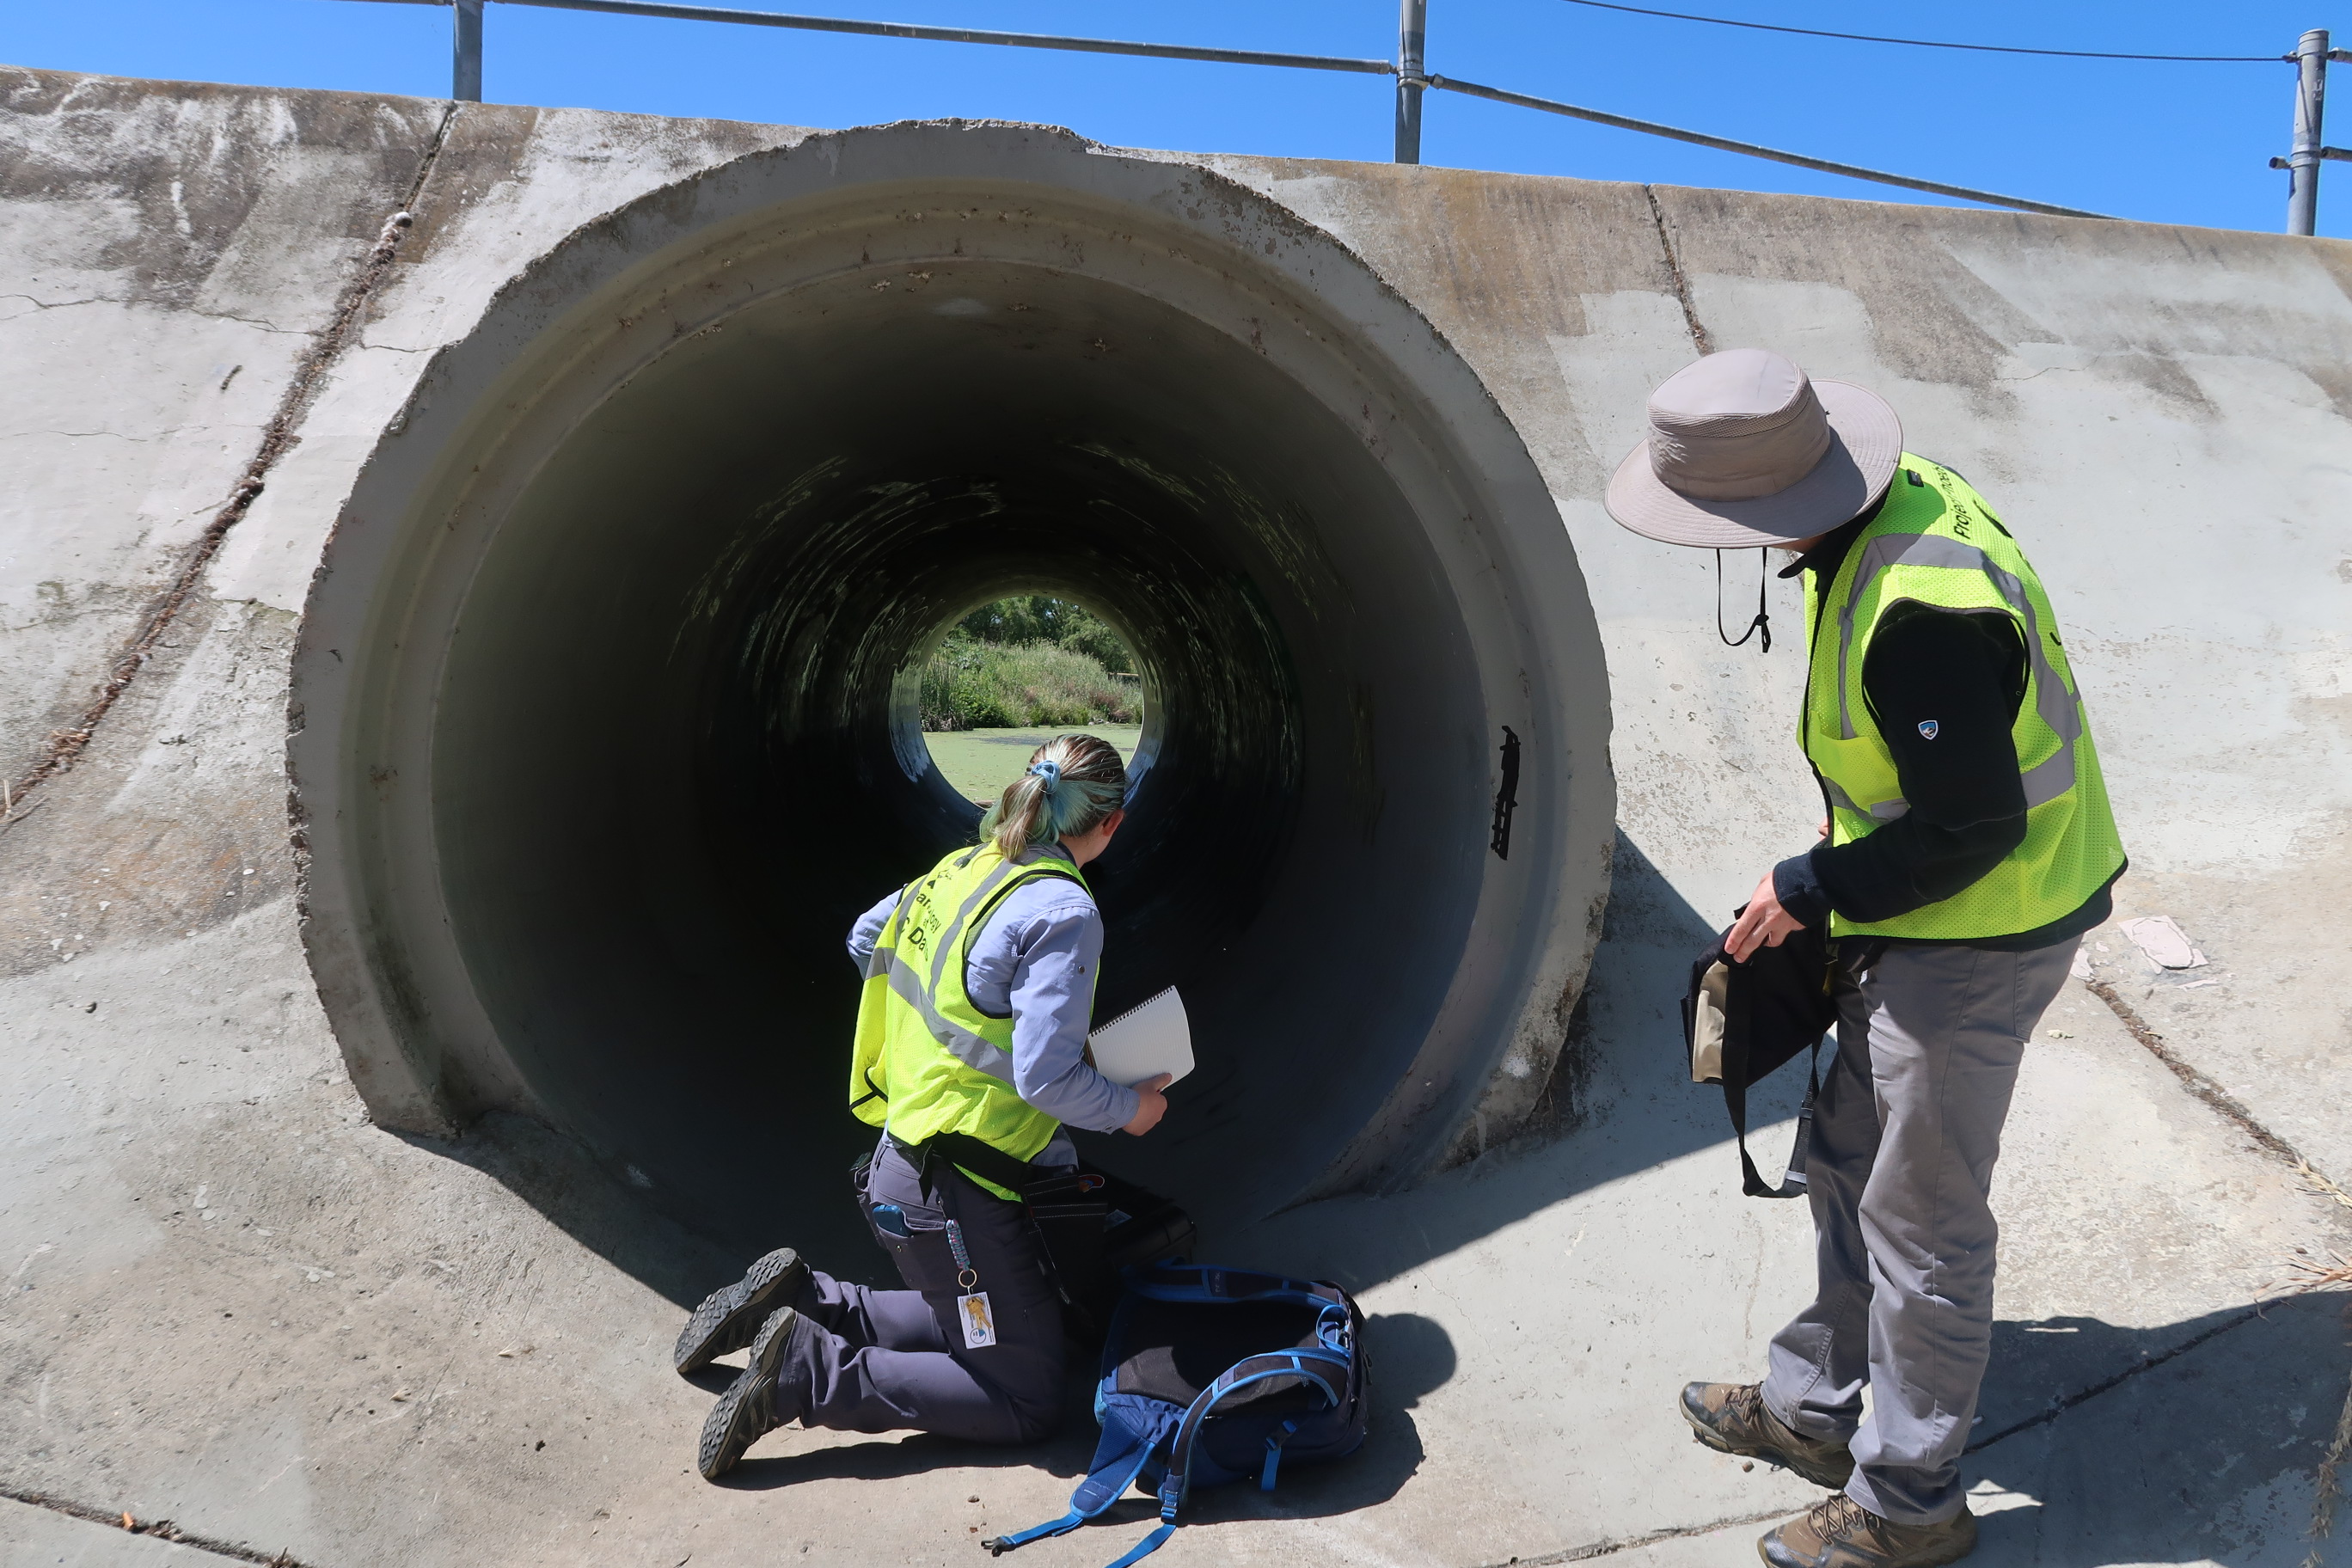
[957,1291,997,1349]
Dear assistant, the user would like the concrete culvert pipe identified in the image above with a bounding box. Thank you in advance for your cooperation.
[291,122,1614,1254]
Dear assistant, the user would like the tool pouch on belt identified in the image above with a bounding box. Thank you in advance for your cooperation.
[893,1132,1197,1343]
[1680,917,1852,1199]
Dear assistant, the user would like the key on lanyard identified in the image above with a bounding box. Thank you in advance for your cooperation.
[945,1218,995,1349]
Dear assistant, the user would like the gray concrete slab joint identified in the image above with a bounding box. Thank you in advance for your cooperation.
[0,102,459,835]
[2,1485,321,1566]
[2086,973,2352,1205]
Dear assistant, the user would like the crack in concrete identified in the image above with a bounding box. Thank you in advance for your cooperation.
[0,292,119,311]
[0,101,461,836]
[2084,974,2339,1191]
[0,292,310,334]
[1641,186,1712,358]
[1,1485,322,1566]
[1470,1504,1789,1565]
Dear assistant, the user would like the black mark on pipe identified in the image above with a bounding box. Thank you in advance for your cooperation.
[1490,726,1521,860]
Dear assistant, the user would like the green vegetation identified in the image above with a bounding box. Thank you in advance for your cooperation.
[918,597,1142,732]
[925,725,1143,803]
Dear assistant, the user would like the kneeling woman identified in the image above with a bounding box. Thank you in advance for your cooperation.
[677,733,1173,1478]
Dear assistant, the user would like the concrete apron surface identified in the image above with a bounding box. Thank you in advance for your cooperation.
[3,873,2344,1568]
[3,66,2350,1567]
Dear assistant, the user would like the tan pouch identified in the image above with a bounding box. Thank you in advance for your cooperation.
[1689,959,1730,1085]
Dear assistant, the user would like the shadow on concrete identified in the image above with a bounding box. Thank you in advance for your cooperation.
[407,827,1751,1314]
[393,1107,892,1307]
[720,1430,1097,1491]
[1211,830,1804,1293]
[1958,1289,2351,1565]
[709,1309,1448,1510]
[390,843,2351,1559]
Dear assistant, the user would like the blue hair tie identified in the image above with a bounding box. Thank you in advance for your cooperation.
[1026,759,1062,793]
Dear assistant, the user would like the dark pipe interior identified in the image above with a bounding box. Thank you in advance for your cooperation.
[431,262,1490,1265]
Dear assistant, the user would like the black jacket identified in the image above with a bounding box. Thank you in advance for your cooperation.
[1770,514,2116,951]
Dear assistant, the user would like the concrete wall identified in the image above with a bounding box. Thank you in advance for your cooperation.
[9,68,2345,1180]
[1196,156,2352,1179]
[3,66,2348,1567]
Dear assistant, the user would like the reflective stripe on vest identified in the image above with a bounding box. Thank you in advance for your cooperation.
[1800,456,2125,941]
[866,852,1026,1083]
[1827,530,2085,814]
[847,842,1092,1197]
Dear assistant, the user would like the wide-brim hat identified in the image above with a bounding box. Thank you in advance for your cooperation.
[1605,348,1903,548]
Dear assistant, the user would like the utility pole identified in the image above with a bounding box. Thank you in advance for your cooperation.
[2286,29,2330,235]
[1394,0,1425,165]
[455,0,485,102]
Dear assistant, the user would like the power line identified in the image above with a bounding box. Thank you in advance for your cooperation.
[1554,0,2284,64]
[1426,74,2108,217]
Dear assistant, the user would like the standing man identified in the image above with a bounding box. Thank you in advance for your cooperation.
[1604,349,2125,1566]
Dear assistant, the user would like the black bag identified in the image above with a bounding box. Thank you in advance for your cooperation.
[1679,919,1844,1198]
[888,1131,1197,1343]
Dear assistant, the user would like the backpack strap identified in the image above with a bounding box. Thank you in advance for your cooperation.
[1161,1351,1349,1510]
[983,1393,1178,1558]
[1260,1418,1302,1491]
[1097,1510,1179,1568]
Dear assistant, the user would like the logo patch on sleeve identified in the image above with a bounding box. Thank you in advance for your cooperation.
[1917,720,1941,740]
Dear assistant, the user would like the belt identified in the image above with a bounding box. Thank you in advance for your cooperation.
[887,1130,1038,1198]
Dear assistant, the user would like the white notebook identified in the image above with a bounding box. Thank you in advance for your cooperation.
[1087,987,1194,1088]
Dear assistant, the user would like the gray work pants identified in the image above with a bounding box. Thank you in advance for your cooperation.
[1761,939,2073,1524]
[782,1137,1064,1444]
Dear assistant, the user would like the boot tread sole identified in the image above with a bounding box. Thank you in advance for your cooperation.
[695,1307,800,1480]
[674,1247,804,1375]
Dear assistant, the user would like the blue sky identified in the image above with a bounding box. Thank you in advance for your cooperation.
[5,1,2344,236]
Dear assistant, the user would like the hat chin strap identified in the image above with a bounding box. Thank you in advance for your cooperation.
[1714,548,1773,654]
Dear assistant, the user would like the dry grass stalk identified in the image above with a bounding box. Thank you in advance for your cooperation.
[2308,1372,2352,1568]
[2298,1159,2352,1215]
[2291,1253,2352,1293]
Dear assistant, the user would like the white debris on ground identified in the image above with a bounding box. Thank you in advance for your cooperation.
[2117,915,2208,971]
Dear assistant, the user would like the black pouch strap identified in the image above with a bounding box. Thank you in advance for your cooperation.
[1719,948,1823,1201]
[1723,1042,1820,1199]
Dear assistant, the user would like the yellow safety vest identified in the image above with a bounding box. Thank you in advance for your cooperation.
[1800,456,2126,940]
[848,842,1093,1199]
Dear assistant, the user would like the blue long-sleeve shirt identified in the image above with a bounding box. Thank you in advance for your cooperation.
[848,842,1140,1136]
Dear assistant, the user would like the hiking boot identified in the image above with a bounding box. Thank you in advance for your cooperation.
[1760,1494,1977,1567]
[1680,1381,1855,1489]
[697,1306,805,1480]
[674,1247,807,1375]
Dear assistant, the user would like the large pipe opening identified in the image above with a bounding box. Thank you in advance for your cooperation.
[293,126,1612,1258]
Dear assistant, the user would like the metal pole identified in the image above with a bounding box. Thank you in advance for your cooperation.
[455,0,485,101]
[2288,28,2329,235]
[1394,0,1426,164]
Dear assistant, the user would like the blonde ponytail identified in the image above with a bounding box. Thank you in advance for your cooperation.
[979,733,1128,861]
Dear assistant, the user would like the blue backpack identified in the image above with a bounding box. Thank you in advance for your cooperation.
[986,1263,1369,1567]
